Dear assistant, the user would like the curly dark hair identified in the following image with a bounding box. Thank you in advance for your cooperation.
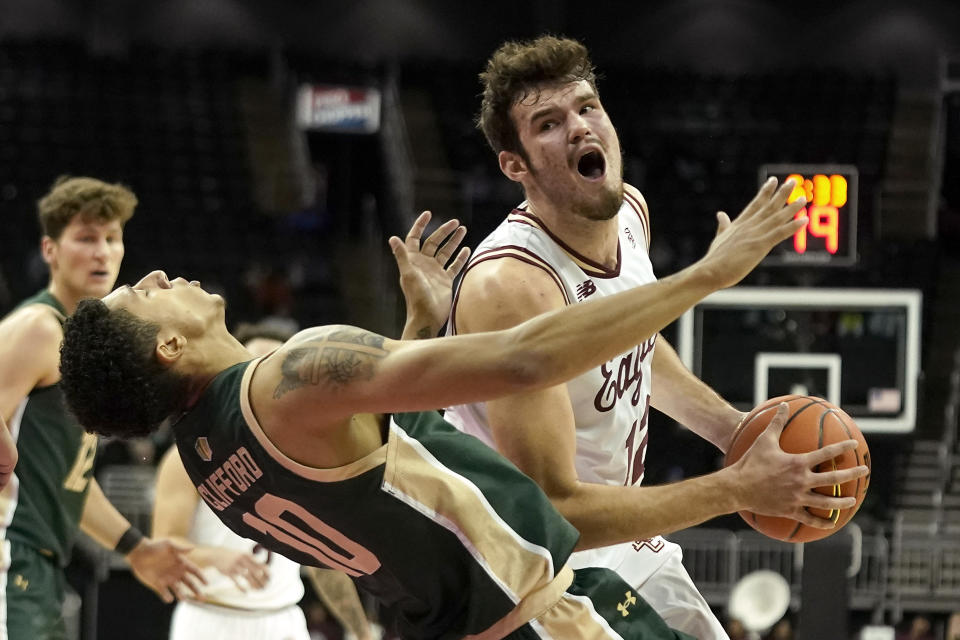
[478,35,598,157]
[60,298,190,438]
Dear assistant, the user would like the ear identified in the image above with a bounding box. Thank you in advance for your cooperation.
[156,331,186,366]
[498,150,528,183]
[40,236,56,267]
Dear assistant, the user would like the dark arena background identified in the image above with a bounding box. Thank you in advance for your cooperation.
[2,1,960,638]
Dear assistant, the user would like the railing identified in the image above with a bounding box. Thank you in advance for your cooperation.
[669,524,898,621]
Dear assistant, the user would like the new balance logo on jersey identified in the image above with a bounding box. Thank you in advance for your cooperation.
[195,437,212,462]
[576,280,597,300]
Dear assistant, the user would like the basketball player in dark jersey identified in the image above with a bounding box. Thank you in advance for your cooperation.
[58,188,863,638]
[0,176,204,639]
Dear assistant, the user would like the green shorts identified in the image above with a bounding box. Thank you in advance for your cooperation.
[509,567,696,639]
[2,539,67,640]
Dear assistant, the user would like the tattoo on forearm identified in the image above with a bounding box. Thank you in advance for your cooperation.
[273,329,388,399]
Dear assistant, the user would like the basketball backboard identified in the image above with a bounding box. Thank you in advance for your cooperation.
[677,288,922,433]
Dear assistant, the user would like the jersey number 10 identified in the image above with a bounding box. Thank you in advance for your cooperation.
[242,493,381,577]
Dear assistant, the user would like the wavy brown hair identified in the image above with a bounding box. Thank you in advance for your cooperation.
[38,176,138,240]
[477,35,598,157]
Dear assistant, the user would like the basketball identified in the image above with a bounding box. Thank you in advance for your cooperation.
[724,395,871,543]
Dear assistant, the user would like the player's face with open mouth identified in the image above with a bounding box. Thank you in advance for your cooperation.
[510,80,624,220]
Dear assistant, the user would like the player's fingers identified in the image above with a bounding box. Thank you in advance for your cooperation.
[769,177,799,209]
[435,225,467,264]
[184,558,207,586]
[248,564,270,589]
[800,492,858,512]
[238,557,270,588]
[389,236,409,268]
[446,247,471,278]
[761,403,791,440]
[171,567,206,599]
[810,465,870,487]
[405,211,432,248]
[714,211,731,238]
[422,218,459,256]
[803,439,860,465]
[228,573,249,592]
[158,586,175,604]
[738,177,779,221]
[790,509,843,530]
[758,196,806,234]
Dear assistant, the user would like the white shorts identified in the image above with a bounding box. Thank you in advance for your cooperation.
[169,601,310,640]
[569,536,727,639]
[626,544,728,640]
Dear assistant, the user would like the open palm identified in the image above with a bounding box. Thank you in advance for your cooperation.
[389,211,471,336]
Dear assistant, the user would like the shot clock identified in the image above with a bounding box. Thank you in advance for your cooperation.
[758,164,858,266]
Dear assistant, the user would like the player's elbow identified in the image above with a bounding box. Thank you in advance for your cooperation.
[495,329,558,391]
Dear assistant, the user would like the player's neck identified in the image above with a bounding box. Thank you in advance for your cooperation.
[526,199,620,268]
[183,337,253,409]
[46,279,83,315]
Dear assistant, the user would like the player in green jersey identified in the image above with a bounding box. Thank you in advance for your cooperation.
[0,176,204,639]
[58,184,864,638]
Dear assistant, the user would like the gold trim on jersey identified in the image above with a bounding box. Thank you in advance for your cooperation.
[383,423,561,610]
[239,358,387,482]
[464,565,574,640]
[531,592,629,639]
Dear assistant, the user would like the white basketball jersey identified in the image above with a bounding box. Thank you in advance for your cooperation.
[188,498,305,610]
[446,190,677,580]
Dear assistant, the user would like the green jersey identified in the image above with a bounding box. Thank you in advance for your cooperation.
[175,359,692,640]
[174,359,582,639]
[3,290,97,566]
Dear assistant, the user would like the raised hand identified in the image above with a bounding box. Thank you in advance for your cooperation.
[699,178,807,289]
[388,211,471,338]
[730,403,870,529]
[126,537,207,603]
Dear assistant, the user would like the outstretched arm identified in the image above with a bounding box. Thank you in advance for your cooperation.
[449,181,866,549]
[305,568,374,640]
[80,478,207,602]
[650,335,745,453]
[255,178,810,430]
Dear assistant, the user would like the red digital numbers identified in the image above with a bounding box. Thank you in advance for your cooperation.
[786,174,846,255]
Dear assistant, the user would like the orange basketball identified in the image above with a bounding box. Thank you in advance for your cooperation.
[724,395,871,543]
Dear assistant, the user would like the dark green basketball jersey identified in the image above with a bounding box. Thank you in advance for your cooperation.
[4,290,97,566]
[174,360,582,639]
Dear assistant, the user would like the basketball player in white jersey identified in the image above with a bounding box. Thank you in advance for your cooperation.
[444,36,840,639]
[152,328,376,640]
